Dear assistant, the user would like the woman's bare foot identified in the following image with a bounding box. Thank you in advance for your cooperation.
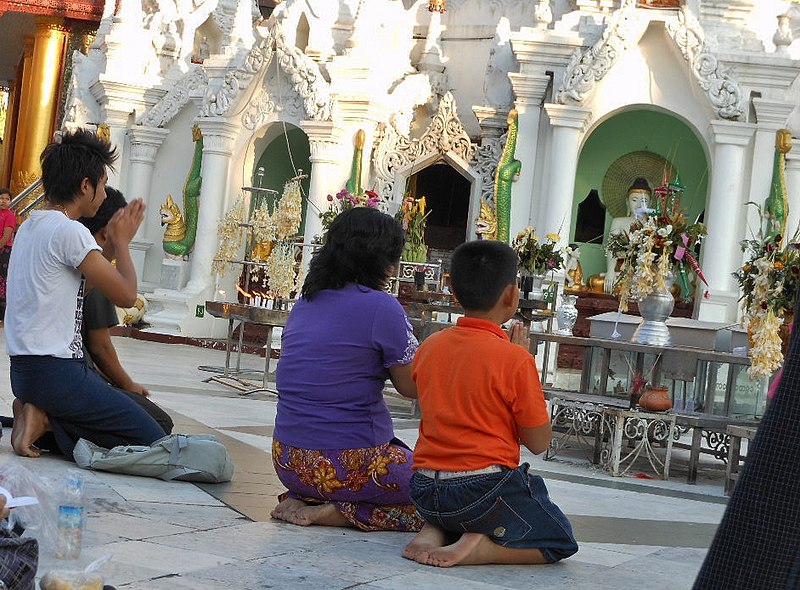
[284,503,350,527]
[11,400,49,458]
[402,522,447,563]
[424,532,548,567]
[270,498,307,522]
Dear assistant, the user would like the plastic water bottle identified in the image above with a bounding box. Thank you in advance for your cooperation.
[56,471,85,559]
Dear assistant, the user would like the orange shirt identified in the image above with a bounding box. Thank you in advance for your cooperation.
[412,317,549,471]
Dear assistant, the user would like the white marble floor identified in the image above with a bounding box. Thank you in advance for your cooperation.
[0,335,729,589]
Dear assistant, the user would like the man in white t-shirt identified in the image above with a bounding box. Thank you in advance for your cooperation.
[6,128,166,459]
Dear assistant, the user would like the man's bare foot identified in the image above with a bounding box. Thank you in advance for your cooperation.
[270,498,307,522]
[424,532,548,567]
[402,522,447,563]
[11,401,49,458]
[282,502,350,527]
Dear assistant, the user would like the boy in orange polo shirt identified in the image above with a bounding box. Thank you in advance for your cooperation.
[403,240,578,567]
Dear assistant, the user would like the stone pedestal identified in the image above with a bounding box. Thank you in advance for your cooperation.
[160,258,189,290]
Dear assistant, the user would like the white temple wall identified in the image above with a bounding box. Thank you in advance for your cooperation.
[587,23,715,151]
[141,108,197,287]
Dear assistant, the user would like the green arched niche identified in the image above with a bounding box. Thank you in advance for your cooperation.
[252,125,312,233]
[572,107,709,280]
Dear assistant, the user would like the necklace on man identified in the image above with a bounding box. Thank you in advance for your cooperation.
[50,203,69,216]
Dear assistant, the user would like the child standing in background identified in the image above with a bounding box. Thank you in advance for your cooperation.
[0,188,16,322]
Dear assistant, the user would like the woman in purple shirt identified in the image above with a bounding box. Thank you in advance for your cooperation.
[271,207,423,531]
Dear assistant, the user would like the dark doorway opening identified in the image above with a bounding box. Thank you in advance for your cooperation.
[409,163,471,252]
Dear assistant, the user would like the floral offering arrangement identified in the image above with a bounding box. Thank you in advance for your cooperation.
[605,180,707,312]
[512,227,564,275]
[396,194,430,263]
[211,196,247,277]
[213,178,304,299]
[319,188,381,237]
[733,204,800,378]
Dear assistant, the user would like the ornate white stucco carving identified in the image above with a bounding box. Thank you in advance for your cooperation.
[372,91,477,199]
[555,2,647,105]
[138,66,209,127]
[241,61,304,130]
[274,30,333,121]
[470,134,505,209]
[555,3,744,120]
[201,28,275,117]
[201,25,332,121]
[666,7,744,120]
[63,50,104,126]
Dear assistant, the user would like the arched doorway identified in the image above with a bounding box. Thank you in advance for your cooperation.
[252,123,311,233]
[572,107,709,280]
[408,162,471,255]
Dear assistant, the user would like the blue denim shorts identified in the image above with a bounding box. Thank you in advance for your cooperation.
[410,463,578,563]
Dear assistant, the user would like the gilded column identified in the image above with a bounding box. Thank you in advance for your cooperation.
[10,18,68,195]
[1,77,19,187]
[9,37,34,193]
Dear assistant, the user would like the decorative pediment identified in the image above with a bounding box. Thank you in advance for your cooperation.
[201,28,276,118]
[241,59,304,130]
[137,66,208,127]
[200,25,332,122]
[372,91,476,198]
[555,4,744,120]
[556,3,648,106]
[665,6,744,120]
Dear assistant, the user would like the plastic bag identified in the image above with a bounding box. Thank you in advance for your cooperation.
[39,555,110,590]
[0,463,59,554]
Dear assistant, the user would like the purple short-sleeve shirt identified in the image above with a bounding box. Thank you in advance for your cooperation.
[274,284,418,449]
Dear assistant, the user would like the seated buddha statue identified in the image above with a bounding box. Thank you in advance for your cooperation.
[604,177,652,294]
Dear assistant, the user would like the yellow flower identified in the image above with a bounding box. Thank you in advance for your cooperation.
[367,455,390,478]
[312,464,344,494]
[545,232,561,243]
[417,196,426,215]
[774,261,784,270]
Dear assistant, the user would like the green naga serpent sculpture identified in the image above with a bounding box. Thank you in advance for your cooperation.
[161,124,203,258]
[476,109,520,243]
[763,128,792,241]
[346,129,366,196]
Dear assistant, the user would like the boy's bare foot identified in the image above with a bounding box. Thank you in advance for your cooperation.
[424,532,548,567]
[402,522,447,563]
[11,400,49,458]
[270,498,307,522]
[425,532,486,567]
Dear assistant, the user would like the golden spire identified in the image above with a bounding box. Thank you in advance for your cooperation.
[428,0,446,13]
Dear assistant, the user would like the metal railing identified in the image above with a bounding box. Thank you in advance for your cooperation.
[10,178,45,217]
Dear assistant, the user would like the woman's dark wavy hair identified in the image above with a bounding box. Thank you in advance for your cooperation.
[40,128,117,205]
[301,207,405,300]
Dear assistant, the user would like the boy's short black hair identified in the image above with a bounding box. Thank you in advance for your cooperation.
[451,240,519,311]
[40,128,117,206]
[0,188,11,198]
[78,186,126,235]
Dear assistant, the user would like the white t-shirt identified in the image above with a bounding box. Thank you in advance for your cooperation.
[5,210,101,358]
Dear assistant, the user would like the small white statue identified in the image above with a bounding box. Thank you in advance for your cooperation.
[605,177,652,294]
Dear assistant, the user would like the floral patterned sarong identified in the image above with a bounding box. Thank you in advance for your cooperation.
[272,438,424,532]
